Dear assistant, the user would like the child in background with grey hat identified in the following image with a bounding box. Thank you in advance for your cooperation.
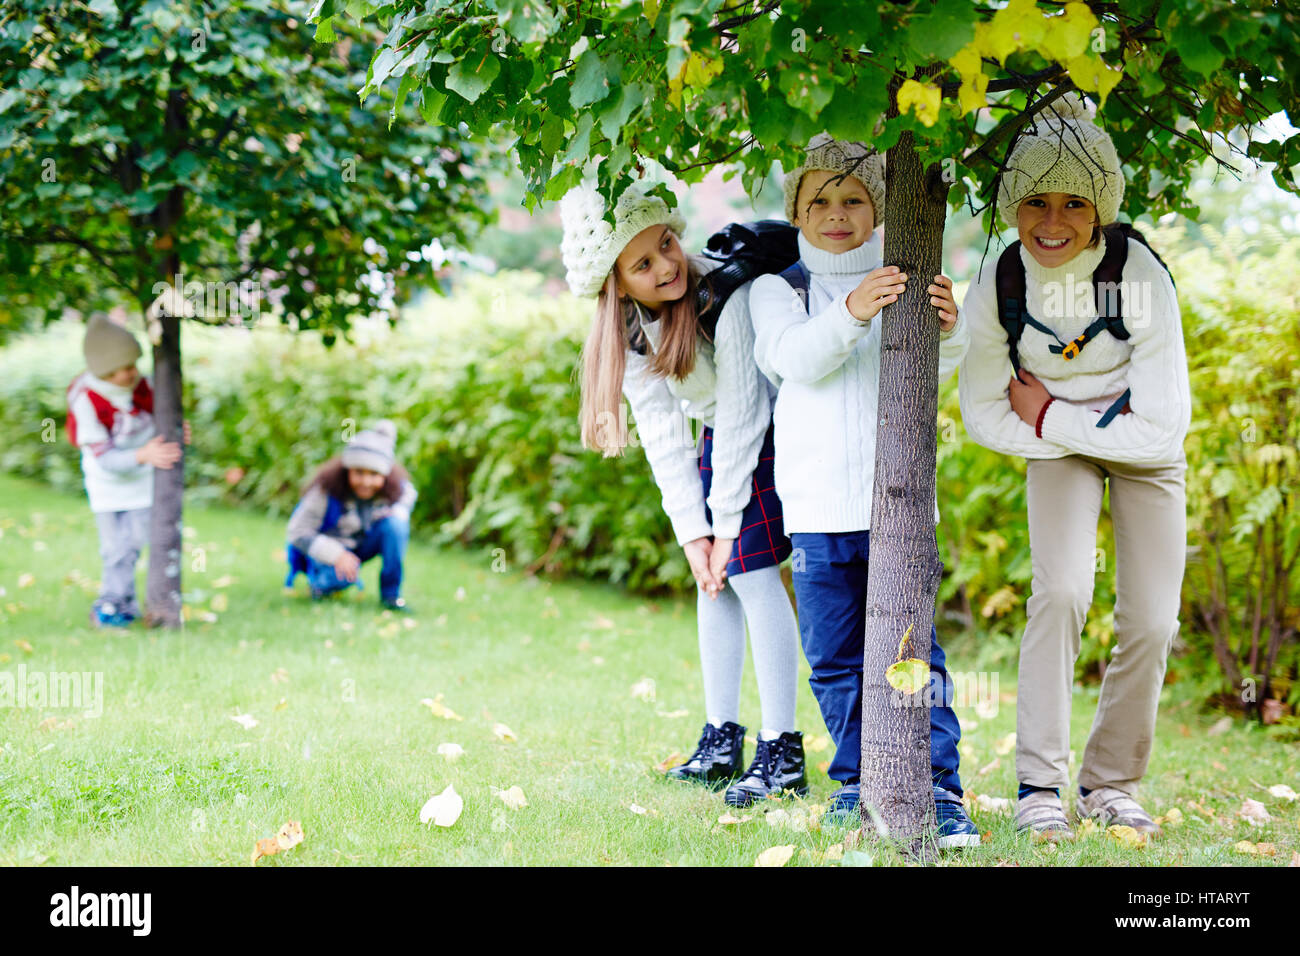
[560,182,807,808]
[286,421,417,611]
[67,314,186,627]
[749,134,978,844]
[959,94,1190,841]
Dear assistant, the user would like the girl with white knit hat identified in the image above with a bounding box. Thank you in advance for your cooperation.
[560,183,806,808]
[958,93,1191,841]
[286,421,418,611]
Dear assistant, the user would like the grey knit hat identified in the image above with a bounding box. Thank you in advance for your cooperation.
[997,93,1125,228]
[83,313,143,378]
[342,420,397,476]
[559,183,687,298]
[784,133,886,225]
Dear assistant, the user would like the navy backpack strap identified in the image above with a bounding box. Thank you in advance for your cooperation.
[778,261,810,309]
[1093,224,1132,343]
[1096,388,1132,428]
[995,242,1028,376]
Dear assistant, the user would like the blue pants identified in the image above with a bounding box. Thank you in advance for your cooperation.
[305,517,408,602]
[790,531,964,796]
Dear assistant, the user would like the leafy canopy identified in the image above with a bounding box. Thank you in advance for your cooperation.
[321,0,1299,225]
[0,0,494,337]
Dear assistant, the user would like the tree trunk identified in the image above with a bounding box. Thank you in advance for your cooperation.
[146,305,184,627]
[859,129,949,856]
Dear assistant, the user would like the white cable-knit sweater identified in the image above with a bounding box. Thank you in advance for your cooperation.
[750,232,969,533]
[957,234,1190,464]
[621,256,775,544]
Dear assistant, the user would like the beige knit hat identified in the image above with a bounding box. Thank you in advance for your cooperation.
[997,93,1125,228]
[784,133,886,225]
[83,313,143,378]
[560,183,687,298]
[342,420,397,476]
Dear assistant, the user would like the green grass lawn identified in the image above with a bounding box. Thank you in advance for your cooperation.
[0,472,1295,866]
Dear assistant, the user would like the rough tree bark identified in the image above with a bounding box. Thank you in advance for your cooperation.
[859,128,951,856]
[145,303,184,628]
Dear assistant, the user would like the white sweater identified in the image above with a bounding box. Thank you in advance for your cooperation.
[68,372,156,513]
[958,234,1190,464]
[750,233,969,533]
[621,256,774,543]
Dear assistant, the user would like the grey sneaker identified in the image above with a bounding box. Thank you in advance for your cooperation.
[1015,790,1075,842]
[1077,786,1161,836]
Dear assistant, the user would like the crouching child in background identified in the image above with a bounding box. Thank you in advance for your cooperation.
[286,421,416,611]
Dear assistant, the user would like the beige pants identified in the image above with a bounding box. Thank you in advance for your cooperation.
[1017,454,1186,793]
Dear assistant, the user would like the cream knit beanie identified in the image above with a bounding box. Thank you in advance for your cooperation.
[560,183,687,298]
[342,420,397,476]
[784,133,886,225]
[997,93,1125,228]
[83,313,143,378]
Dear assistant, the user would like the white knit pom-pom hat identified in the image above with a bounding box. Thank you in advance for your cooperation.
[559,183,687,298]
[342,420,397,476]
[784,133,886,225]
[997,92,1125,228]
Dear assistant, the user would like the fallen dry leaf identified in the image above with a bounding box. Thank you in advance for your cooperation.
[274,698,288,712]
[420,694,464,721]
[1207,716,1233,736]
[251,820,305,863]
[14,639,33,654]
[1239,798,1272,826]
[655,752,685,773]
[436,742,465,762]
[656,709,689,719]
[1290,851,1300,867]
[210,593,229,613]
[994,732,1017,756]
[230,713,258,730]
[419,784,463,827]
[16,574,34,589]
[1153,807,1184,828]
[1212,760,1228,772]
[973,794,1012,816]
[804,734,830,753]
[492,722,517,742]
[630,677,656,702]
[494,786,528,810]
[1266,784,1297,802]
[1076,817,1101,838]
[717,812,753,826]
[212,575,235,588]
[591,615,616,630]
[755,845,796,868]
[628,803,648,815]
[1234,840,1261,856]
[824,843,844,861]
[1107,825,1149,849]
[270,668,290,684]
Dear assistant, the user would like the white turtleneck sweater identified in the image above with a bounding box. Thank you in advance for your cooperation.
[958,234,1190,464]
[621,256,775,544]
[750,232,969,533]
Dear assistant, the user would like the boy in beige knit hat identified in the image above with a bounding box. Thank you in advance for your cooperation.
[67,314,184,627]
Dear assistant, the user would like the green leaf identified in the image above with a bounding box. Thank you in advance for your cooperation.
[907,1,976,60]
[314,18,337,43]
[598,81,644,142]
[570,50,613,109]
[446,48,501,103]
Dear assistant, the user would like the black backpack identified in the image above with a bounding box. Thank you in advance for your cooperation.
[628,220,803,355]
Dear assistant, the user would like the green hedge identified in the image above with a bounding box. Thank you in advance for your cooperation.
[1,228,1296,715]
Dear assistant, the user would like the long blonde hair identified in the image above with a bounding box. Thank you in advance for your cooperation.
[578,260,708,457]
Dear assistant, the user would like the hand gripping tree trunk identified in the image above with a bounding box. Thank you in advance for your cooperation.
[859,130,951,856]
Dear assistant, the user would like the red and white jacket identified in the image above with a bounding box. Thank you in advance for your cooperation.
[66,372,157,513]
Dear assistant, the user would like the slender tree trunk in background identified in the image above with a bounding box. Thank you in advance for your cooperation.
[145,84,188,628]
[859,129,950,856]
[146,303,184,628]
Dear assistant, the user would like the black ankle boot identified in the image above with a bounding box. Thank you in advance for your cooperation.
[723,731,807,807]
[666,722,746,787]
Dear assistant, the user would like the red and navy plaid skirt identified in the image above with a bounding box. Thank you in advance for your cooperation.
[698,422,792,576]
